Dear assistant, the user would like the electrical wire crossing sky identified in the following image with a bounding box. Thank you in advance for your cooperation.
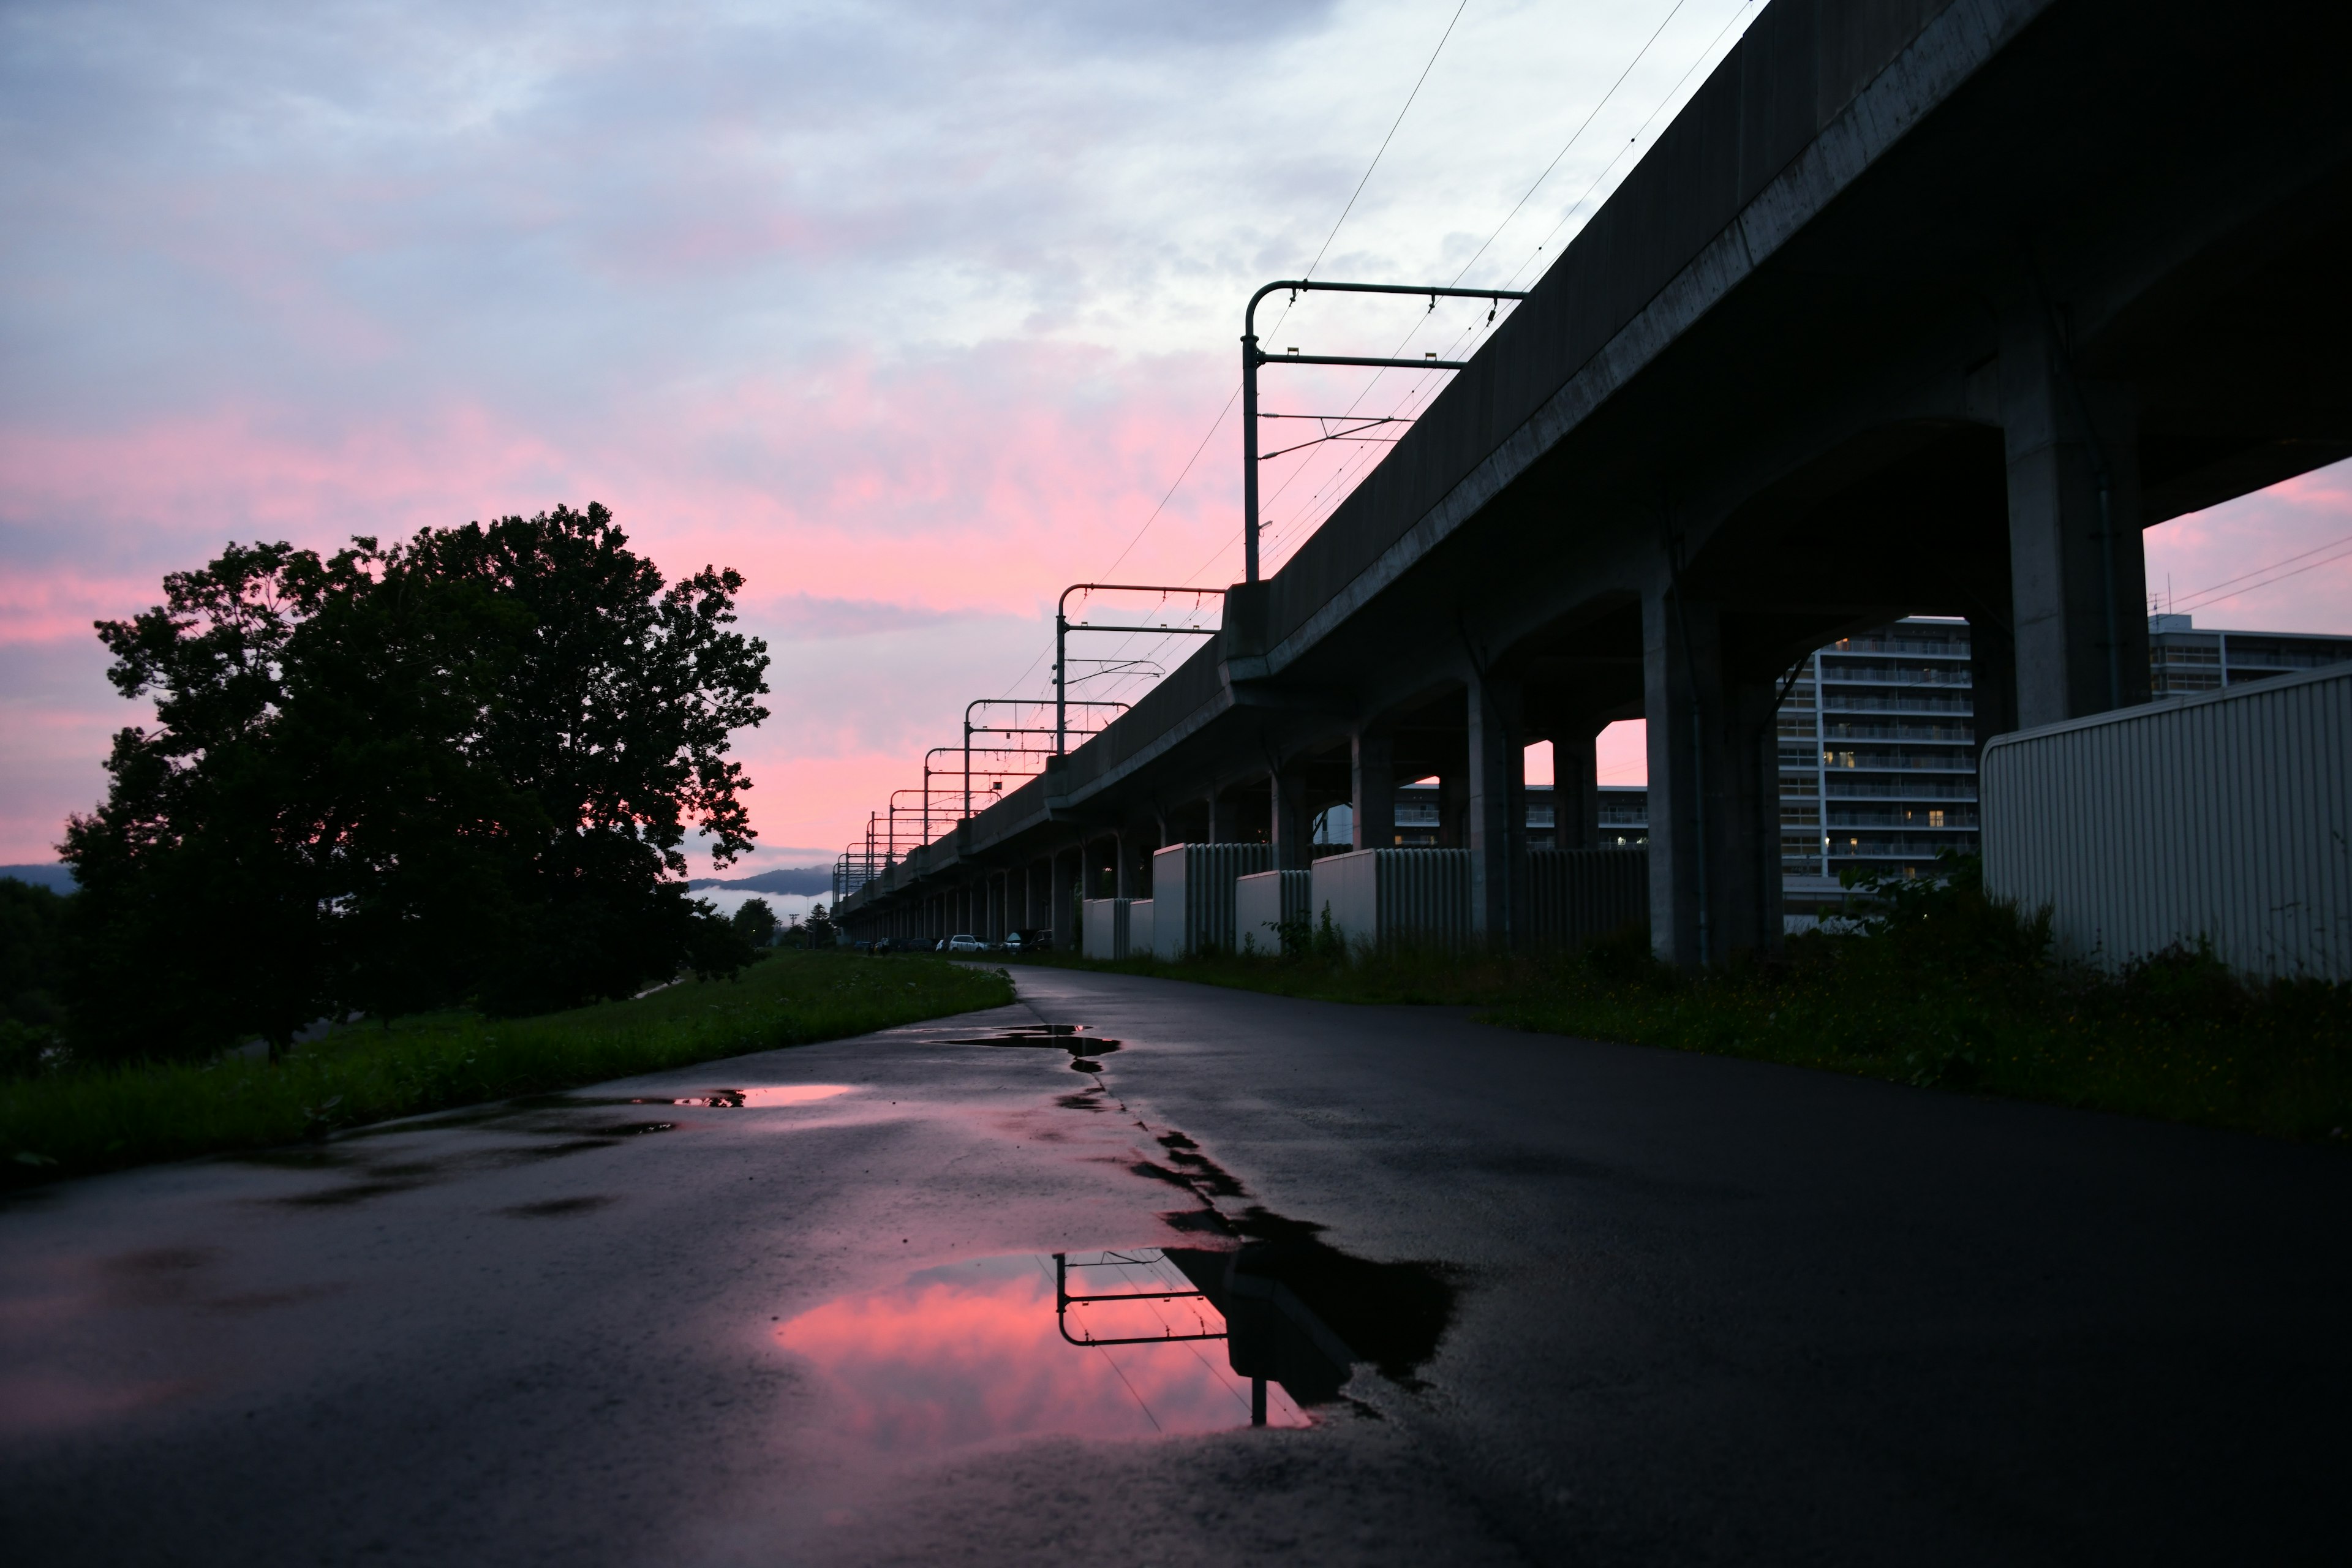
[2,0,2345,867]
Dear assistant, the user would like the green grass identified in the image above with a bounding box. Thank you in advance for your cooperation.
[1016,899,2352,1144]
[2,950,1011,1186]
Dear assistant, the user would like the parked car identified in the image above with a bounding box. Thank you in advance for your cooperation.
[944,933,986,954]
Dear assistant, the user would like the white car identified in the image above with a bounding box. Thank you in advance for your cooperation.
[944,933,986,953]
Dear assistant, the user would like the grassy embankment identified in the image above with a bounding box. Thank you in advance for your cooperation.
[1019,880,2352,1144]
[2,950,1011,1185]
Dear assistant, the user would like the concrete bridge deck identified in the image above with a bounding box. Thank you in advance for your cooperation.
[842,0,2352,958]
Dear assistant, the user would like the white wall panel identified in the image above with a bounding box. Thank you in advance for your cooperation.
[1310,848,1472,950]
[1235,869,1311,952]
[1982,662,2351,979]
[1150,844,1276,957]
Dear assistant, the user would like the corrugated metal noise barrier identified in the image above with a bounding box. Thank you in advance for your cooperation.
[1159,843,1275,954]
[1526,848,1649,949]
[1272,868,1311,930]
[1981,660,2350,980]
[1234,869,1312,954]
[1376,848,1473,949]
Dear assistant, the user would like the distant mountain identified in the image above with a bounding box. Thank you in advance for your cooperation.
[0,864,75,895]
[688,865,832,896]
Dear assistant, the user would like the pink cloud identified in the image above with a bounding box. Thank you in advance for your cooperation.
[2143,462,2352,635]
[0,339,1243,861]
[12,349,2340,866]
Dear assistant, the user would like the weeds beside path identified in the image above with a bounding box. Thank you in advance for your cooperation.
[1014,887,2352,1144]
[2,951,1010,1186]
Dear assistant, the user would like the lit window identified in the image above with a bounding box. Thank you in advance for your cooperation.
[1929,809,1945,827]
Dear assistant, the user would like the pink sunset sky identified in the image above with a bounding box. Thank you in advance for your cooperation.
[4,0,2346,871]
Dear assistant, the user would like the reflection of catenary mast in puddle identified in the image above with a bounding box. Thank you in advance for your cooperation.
[1055,1246,1356,1427]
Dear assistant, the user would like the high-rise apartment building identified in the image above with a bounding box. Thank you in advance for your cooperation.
[1778,616,1978,914]
[2146,614,2352,694]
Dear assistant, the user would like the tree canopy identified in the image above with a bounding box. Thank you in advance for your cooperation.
[62,503,772,1060]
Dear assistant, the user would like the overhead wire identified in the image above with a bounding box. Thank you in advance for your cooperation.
[997,2,1477,714]
[1008,2,1480,712]
[1202,0,1760,581]
[1297,0,1473,289]
[2166,529,2352,613]
[1442,0,1695,290]
[889,2,1756,850]
[1086,0,1471,601]
[1502,0,1757,290]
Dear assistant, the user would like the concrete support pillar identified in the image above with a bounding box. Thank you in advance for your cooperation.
[1114,832,1131,899]
[1203,788,1223,845]
[2000,300,2149,728]
[1351,728,1395,850]
[1643,586,1784,967]
[1554,721,1604,851]
[1270,759,1312,870]
[1967,610,2019,763]
[1437,771,1468,848]
[1467,673,1528,946]
[1050,846,1076,950]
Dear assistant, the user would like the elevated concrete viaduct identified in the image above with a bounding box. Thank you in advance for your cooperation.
[842,0,2352,963]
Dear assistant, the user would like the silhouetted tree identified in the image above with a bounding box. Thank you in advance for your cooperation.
[61,504,771,1060]
[729,897,780,949]
[0,878,69,1076]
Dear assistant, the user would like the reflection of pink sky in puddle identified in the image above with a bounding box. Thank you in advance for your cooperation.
[665,1085,856,1107]
[775,1253,1308,1452]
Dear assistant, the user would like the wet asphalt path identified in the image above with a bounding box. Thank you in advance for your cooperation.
[2,965,2346,1566]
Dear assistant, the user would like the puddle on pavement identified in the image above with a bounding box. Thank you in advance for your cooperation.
[330,1083,855,1141]
[1029,1055,1464,1395]
[652,1085,856,1109]
[773,1249,1310,1450]
[228,1076,852,1208]
[941,1023,1120,1072]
